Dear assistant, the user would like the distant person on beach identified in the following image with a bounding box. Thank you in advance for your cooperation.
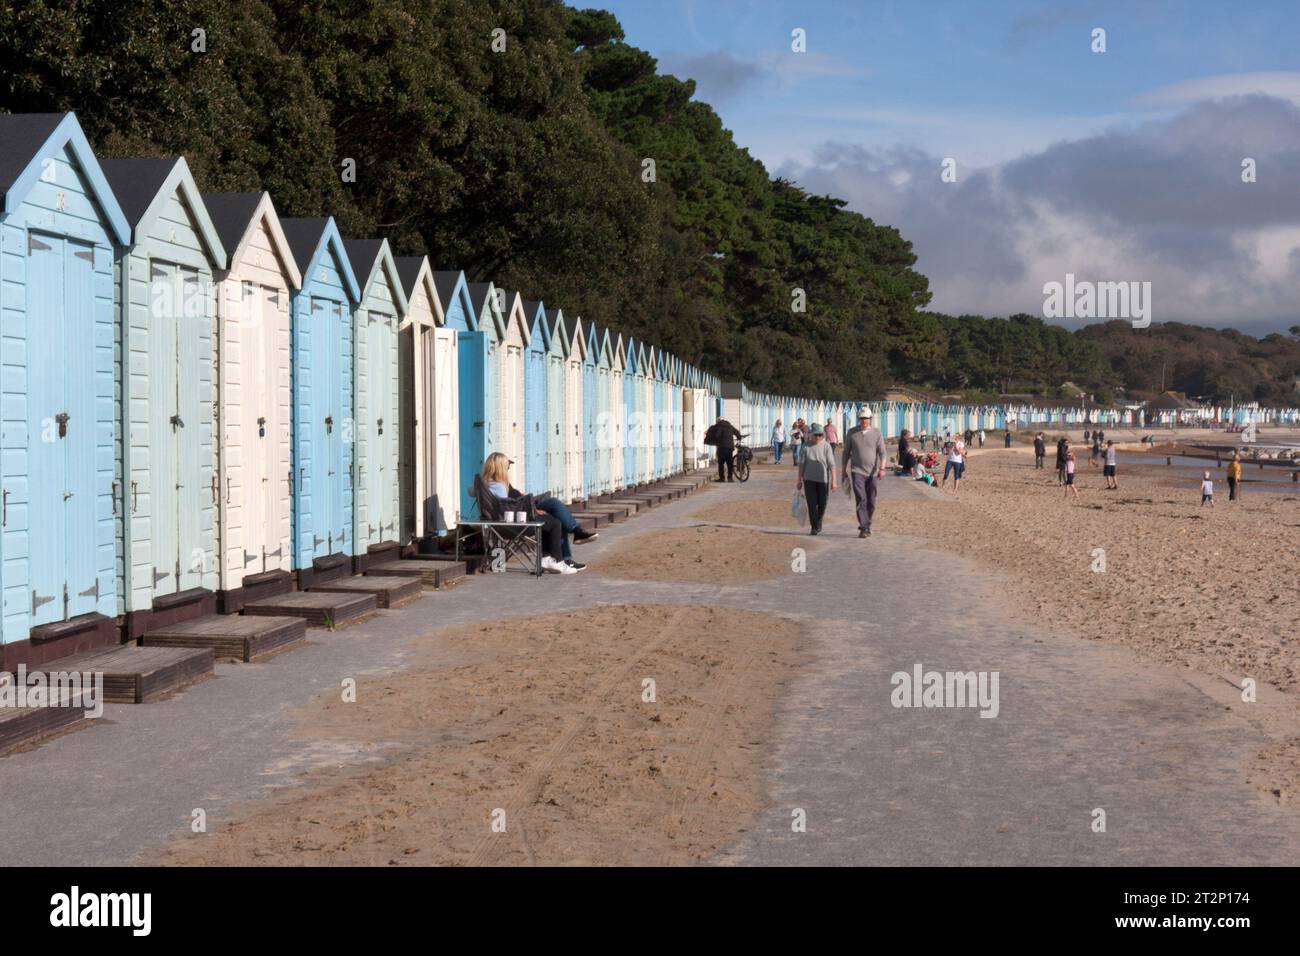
[824,419,839,454]
[898,429,919,477]
[978,428,986,448]
[1003,430,1012,448]
[842,408,886,538]
[941,435,966,493]
[1103,440,1119,489]
[772,419,785,464]
[1055,437,1069,484]
[797,424,837,535]
[1090,434,1102,467]
[1083,429,1090,443]
[1227,451,1242,501]
[1063,451,1079,499]
[1201,471,1214,507]
[1034,432,1046,469]
[789,420,803,467]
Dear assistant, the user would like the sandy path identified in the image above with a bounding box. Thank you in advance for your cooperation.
[154,604,801,866]
[873,450,1300,809]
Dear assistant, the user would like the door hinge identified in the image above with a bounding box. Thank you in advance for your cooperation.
[79,580,99,599]
[313,535,324,549]
[28,234,51,255]
[153,568,170,585]
[74,249,94,262]
[244,550,259,566]
[31,590,54,613]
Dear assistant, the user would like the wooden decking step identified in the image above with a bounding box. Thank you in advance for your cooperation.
[143,614,308,662]
[309,575,422,609]
[569,511,609,528]
[365,558,467,590]
[579,503,632,521]
[39,645,214,704]
[243,591,376,629]
[0,688,94,755]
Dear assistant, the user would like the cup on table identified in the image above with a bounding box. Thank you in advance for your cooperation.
[514,511,528,523]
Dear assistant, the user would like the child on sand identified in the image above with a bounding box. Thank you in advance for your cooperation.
[1063,452,1078,499]
[1201,471,1214,507]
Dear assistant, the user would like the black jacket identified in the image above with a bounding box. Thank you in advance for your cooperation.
[705,420,742,450]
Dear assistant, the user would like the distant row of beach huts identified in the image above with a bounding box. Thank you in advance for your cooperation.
[1,111,1295,665]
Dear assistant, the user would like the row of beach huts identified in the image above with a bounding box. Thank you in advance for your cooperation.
[2,112,1295,744]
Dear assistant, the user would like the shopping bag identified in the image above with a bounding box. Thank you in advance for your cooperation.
[791,490,807,527]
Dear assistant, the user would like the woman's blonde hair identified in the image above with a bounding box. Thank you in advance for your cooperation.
[482,452,511,485]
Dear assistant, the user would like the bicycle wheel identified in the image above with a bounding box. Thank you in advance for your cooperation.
[735,455,750,482]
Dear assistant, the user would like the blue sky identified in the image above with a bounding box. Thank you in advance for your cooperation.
[593,0,1300,331]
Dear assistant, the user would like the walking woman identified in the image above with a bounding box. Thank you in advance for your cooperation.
[797,423,837,535]
[772,419,786,464]
[790,419,805,467]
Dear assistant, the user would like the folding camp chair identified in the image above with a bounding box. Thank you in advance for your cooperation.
[455,476,543,575]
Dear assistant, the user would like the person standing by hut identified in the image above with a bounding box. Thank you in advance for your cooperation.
[842,408,886,538]
[1034,432,1046,469]
[797,424,838,535]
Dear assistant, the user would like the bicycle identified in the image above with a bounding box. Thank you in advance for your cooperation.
[733,434,752,482]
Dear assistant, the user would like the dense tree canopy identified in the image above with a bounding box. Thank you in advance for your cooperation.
[2,0,1296,404]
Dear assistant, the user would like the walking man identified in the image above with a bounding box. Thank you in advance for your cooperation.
[842,407,886,538]
[1033,432,1046,469]
[704,416,742,482]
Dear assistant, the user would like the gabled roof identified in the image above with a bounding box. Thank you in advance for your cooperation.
[395,255,441,326]
[97,158,174,228]
[202,191,302,289]
[465,281,506,337]
[100,156,227,269]
[343,237,409,317]
[0,112,130,244]
[503,290,531,345]
[543,306,568,355]
[280,216,361,304]
[523,299,549,348]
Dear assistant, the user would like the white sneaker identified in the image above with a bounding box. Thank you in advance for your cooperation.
[541,556,564,574]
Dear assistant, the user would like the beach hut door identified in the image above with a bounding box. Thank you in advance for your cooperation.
[148,263,206,597]
[26,234,99,625]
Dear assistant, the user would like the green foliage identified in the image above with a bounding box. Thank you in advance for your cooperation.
[2,1,1293,404]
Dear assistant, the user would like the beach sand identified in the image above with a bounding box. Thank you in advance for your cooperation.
[594,523,814,584]
[874,448,1300,807]
[154,604,802,866]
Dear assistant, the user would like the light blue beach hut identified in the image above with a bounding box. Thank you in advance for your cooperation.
[0,113,129,666]
[542,307,569,501]
[342,239,407,568]
[523,299,549,495]
[100,156,227,637]
[281,217,360,587]
[431,270,482,521]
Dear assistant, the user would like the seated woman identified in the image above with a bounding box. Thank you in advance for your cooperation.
[480,453,577,575]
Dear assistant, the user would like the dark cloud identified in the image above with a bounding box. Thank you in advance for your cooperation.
[778,96,1300,334]
[658,51,764,101]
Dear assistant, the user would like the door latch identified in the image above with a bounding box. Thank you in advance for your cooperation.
[170,414,184,429]
[325,415,333,434]
[257,416,266,438]
[55,412,69,438]
[377,417,384,435]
